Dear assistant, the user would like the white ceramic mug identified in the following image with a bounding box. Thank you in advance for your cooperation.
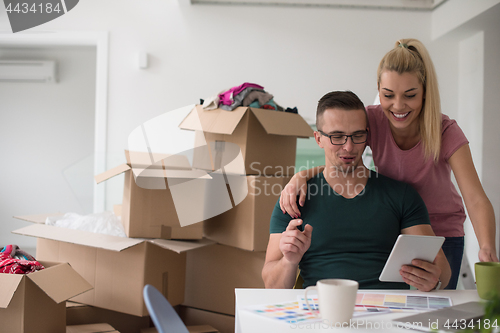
[304,279,359,326]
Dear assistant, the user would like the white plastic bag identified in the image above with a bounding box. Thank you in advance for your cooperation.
[45,211,126,237]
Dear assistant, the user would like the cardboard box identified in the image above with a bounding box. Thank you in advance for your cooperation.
[141,325,218,333]
[179,105,313,176]
[66,302,151,333]
[13,218,214,317]
[203,175,290,251]
[0,261,92,333]
[178,306,235,333]
[112,204,203,241]
[95,150,209,239]
[66,323,119,333]
[183,244,265,315]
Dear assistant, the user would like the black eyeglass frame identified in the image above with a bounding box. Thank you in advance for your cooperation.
[317,129,368,146]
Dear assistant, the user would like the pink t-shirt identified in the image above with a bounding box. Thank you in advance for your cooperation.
[366,105,469,237]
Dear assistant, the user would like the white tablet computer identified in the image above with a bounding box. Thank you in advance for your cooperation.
[379,234,445,282]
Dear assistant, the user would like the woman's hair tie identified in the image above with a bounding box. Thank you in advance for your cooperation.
[398,40,409,49]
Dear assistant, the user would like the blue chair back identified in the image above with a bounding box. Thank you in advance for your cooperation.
[143,284,189,333]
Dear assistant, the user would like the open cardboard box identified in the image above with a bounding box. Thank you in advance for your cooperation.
[95,150,210,239]
[98,150,252,240]
[0,260,93,333]
[179,105,314,176]
[13,214,215,317]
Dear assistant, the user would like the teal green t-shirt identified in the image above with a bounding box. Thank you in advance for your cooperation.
[270,171,430,289]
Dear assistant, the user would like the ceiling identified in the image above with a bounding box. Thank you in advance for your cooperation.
[190,0,448,10]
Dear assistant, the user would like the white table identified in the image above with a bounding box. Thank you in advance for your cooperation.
[235,289,481,333]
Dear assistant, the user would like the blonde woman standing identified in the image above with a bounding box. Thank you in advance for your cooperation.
[280,39,498,289]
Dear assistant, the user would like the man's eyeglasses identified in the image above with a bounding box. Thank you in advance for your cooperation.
[317,130,368,145]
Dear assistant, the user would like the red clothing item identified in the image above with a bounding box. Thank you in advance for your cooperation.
[367,105,469,237]
[0,245,44,274]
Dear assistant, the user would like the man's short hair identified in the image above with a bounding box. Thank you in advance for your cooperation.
[316,91,368,130]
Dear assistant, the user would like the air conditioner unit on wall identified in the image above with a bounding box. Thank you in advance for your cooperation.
[0,60,57,83]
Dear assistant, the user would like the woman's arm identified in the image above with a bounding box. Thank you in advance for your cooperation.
[279,166,325,217]
[448,144,499,262]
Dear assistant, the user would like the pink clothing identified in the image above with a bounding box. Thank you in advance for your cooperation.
[366,105,469,237]
[218,82,264,106]
[0,244,44,274]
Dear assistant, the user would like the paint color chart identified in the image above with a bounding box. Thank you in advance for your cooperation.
[245,300,321,324]
[297,295,391,317]
[245,293,452,325]
[356,292,452,310]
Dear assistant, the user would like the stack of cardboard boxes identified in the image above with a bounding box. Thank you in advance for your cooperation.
[12,151,217,333]
[11,104,313,333]
[178,105,313,317]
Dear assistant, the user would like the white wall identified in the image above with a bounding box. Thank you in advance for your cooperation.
[458,31,484,276]
[480,5,500,262]
[431,2,500,269]
[432,0,500,40]
[0,46,96,248]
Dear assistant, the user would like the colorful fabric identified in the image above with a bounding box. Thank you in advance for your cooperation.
[242,90,274,107]
[249,100,261,108]
[0,245,44,274]
[249,98,278,110]
[219,87,263,111]
[202,88,228,110]
[218,82,264,106]
[366,105,469,237]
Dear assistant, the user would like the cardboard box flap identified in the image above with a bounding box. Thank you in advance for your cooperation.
[29,262,93,303]
[148,238,216,254]
[164,169,211,179]
[130,168,212,190]
[96,153,194,184]
[95,163,131,184]
[125,150,192,170]
[179,105,247,135]
[132,168,212,180]
[13,212,64,224]
[250,108,314,138]
[66,323,118,333]
[178,105,215,132]
[188,325,219,333]
[66,300,85,308]
[0,273,23,309]
[12,224,144,252]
